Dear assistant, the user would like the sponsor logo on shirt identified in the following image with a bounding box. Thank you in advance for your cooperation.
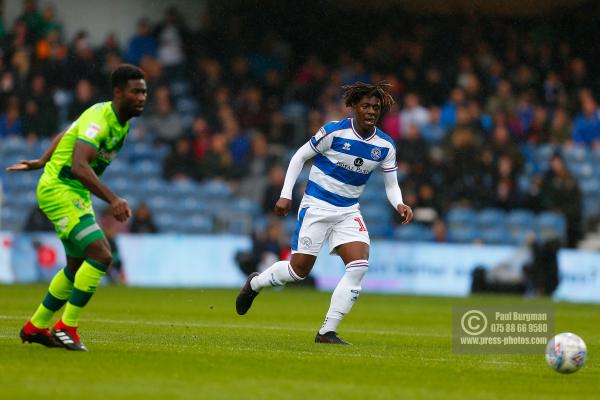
[85,123,101,139]
[336,160,369,174]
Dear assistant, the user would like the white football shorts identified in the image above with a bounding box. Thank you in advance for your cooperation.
[291,206,370,256]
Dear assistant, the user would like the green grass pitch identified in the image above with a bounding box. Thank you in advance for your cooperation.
[0,284,598,399]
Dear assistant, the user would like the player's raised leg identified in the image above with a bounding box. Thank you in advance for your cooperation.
[52,220,111,351]
[236,253,315,315]
[315,241,369,345]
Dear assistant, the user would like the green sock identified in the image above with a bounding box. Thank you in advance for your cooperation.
[61,259,108,327]
[30,267,75,328]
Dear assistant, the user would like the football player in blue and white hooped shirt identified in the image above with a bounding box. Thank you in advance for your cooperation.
[236,82,413,344]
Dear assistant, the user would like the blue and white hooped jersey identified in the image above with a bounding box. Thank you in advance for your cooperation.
[303,118,398,210]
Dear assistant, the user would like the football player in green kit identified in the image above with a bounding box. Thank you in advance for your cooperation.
[7,64,147,351]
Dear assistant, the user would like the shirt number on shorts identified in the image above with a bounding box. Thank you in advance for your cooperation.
[354,217,367,232]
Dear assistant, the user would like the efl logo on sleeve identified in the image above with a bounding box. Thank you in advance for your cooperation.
[85,123,101,139]
[313,127,326,143]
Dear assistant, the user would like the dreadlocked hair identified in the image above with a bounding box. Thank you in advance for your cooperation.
[342,81,395,111]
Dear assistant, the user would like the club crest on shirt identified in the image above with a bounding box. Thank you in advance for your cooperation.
[370,147,382,160]
[72,199,86,210]
[300,236,312,248]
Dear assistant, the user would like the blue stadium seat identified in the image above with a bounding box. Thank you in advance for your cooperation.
[218,212,253,235]
[137,177,164,197]
[476,208,507,228]
[283,217,298,238]
[131,160,161,177]
[229,198,261,217]
[579,178,600,196]
[198,180,232,199]
[570,162,593,180]
[154,212,178,232]
[394,223,429,242]
[360,188,385,204]
[366,220,392,238]
[147,195,171,213]
[361,204,391,222]
[170,180,199,197]
[170,80,191,97]
[1,206,28,232]
[446,208,477,230]
[447,226,480,243]
[535,144,558,163]
[479,225,509,244]
[583,197,600,220]
[506,210,535,244]
[176,97,199,115]
[180,214,214,234]
[536,212,567,242]
[563,146,589,164]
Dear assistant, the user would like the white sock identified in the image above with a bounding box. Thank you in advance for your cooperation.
[319,260,368,335]
[250,260,303,292]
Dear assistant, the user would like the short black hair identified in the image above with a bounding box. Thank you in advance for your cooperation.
[110,64,145,90]
[342,81,395,111]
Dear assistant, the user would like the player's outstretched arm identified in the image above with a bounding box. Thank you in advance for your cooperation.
[71,140,132,223]
[274,142,316,216]
[383,170,413,224]
[5,131,65,171]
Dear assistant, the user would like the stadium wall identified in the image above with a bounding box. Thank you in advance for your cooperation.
[1,232,599,303]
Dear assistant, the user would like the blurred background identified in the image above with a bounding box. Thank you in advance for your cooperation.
[0,0,599,302]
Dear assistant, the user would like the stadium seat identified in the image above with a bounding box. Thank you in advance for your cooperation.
[361,204,392,222]
[476,208,507,229]
[229,198,261,217]
[535,144,557,163]
[198,180,232,199]
[180,214,214,234]
[147,195,171,213]
[506,210,535,242]
[563,146,589,164]
[479,225,509,244]
[394,223,429,242]
[446,208,477,230]
[579,178,600,196]
[131,160,162,177]
[535,211,567,242]
[176,97,199,115]
[170,80,191,97]
[283,217,298,238]
[570,162,593,180]
[217,212,253,235]
[154,212,178,232]
[366,220,392,238]
[447,226,480,243]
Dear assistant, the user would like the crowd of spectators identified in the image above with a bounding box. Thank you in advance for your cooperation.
[1,1,599,247]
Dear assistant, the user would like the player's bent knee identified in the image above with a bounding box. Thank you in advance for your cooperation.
[83,239,112,266]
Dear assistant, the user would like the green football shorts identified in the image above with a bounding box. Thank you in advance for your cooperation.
[37,178,105,258]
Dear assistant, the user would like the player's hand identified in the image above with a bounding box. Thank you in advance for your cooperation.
[274,198,292,217]
[110,197,132,223]
[5,159,45,171]
[397,203,413,224]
